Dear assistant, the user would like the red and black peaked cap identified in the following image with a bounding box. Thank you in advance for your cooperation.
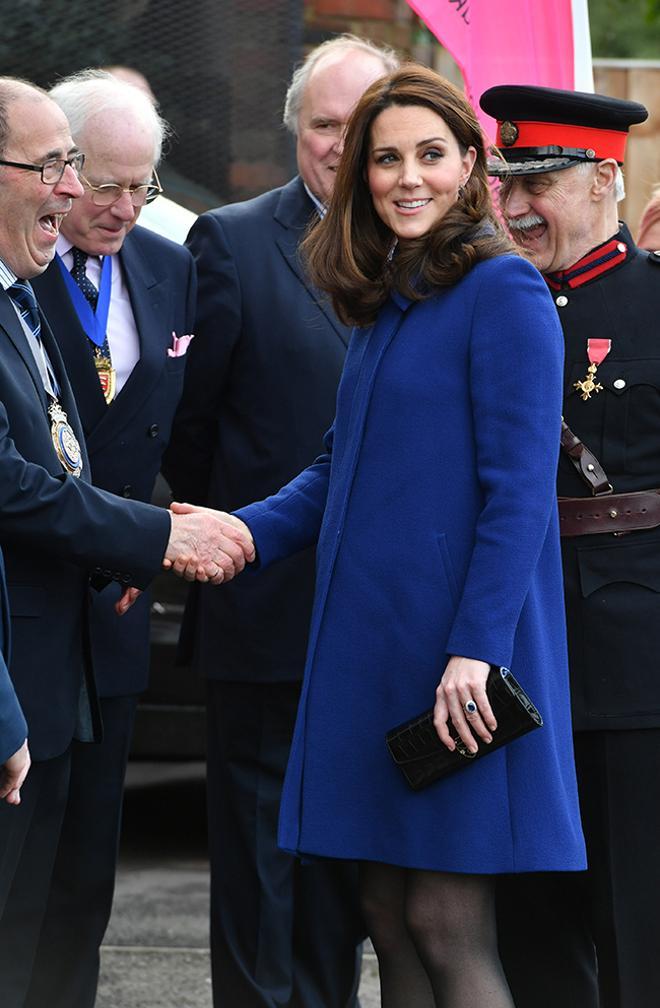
[479,84,648,176]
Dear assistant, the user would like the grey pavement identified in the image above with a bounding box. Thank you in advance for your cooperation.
[97,762,379,1008]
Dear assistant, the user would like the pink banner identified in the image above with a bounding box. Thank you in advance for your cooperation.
[407,0,592,142]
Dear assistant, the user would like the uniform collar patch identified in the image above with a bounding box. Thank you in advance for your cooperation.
[545,231,630,290]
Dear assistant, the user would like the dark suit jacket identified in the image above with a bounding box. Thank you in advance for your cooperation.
[0,286,170,761]
[0,550,26,765]
[33,226,196,697]
[163,176,350,682]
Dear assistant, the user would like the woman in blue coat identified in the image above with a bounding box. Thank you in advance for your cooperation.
[231,66,586,1006]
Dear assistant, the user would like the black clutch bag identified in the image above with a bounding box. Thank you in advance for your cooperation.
[386,666,543,791]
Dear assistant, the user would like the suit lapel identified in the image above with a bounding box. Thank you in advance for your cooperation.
[0,287,90,479]
[273,177,351,349]
[92,231,168,449]
[34,233,169,455]
[0,290,51,413]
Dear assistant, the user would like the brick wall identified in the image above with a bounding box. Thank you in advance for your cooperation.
[304,0,415,55]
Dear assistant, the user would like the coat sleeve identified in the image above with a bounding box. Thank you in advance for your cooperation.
[234,426,334,568]
[0,401,170,589]
[445,256,564,668]
[0,654,26,765]
[162,211,241,504]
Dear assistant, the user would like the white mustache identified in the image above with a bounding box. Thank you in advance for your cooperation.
[506,213,545,232]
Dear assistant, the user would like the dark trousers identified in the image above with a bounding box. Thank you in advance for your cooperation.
[497,728,660,1008]
[24,695,138,1008]
[206,680,364,1008]
[0,749,71,1008]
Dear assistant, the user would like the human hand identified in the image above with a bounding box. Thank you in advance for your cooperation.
[115,587,141,616]
[164,502,255,584]
[0,739,30,805]
[433,656,497,754]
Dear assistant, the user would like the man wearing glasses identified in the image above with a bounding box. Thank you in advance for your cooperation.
[0,75,253,1008]
[25,70,198,1008]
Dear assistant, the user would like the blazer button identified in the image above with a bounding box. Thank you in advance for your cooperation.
[148,424,159,438]
[122,485,132,498]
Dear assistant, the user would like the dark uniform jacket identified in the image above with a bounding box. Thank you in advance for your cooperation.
[554,223,660,730]
[163,175,350,682]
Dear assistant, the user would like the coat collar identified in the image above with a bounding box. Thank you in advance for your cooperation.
[273,176,350,349]
[545,223,636,291]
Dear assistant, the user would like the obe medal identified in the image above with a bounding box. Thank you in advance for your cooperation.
[48,400,83,477]
[573,338,611,401]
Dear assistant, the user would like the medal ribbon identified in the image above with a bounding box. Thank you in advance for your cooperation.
[55,252,112,349]
[587,338,611,366]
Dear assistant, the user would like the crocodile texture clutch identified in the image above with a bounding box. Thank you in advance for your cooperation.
[386,666,543,791]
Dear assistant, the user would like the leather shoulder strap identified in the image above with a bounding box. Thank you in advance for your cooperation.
[560,419,612,496]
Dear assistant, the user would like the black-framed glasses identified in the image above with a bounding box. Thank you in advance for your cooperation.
[80,167,163,208]
[0,152,85,184]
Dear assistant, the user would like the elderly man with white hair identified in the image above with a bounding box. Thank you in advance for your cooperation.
[25,69,197,1008]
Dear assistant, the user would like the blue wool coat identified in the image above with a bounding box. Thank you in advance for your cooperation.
[238,254,587,873]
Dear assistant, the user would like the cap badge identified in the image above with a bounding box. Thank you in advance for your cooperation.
[500,121,519,146]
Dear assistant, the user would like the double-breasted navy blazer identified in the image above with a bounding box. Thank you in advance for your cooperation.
[0,550,26,765]
[238,255,586,874]
[33,226,196,697]
[0,286,170,760]
[163,176,350,681]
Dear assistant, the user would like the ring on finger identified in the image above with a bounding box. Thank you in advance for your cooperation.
[464,699,478,716]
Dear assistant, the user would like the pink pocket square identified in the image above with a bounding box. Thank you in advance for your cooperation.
[168,332,194,357]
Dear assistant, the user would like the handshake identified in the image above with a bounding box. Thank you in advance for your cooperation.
[116,501,256,616]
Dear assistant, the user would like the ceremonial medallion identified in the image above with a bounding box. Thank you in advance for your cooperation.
[48,401,83,477]
[94,352,116,404]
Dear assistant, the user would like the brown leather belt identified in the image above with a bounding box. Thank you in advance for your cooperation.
[558,489,660,537]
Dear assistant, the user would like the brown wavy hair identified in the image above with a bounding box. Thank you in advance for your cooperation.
[302,64,515,327]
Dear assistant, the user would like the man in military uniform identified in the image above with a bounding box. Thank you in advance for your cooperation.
[480,85,657,1008]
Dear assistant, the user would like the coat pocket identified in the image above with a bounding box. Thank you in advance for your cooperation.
[436,532,459,607]
[576,540,660,717]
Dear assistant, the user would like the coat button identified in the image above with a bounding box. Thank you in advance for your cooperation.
[556,295,568,307]
[613,378,626,389]
[617,243,626,253]
[122,484,132,498]
[148,424,159,438]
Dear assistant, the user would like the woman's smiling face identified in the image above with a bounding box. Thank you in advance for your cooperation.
[367,104,476,241]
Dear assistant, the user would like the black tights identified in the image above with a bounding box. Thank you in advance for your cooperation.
[359,862,514,1008]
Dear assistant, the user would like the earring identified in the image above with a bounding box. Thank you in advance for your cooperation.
[457,185,466,200]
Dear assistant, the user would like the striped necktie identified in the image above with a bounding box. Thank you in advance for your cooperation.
[7,279,59,394]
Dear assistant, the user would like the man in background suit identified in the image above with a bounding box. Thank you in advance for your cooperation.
[25,70,197,1008]
[164,34,398,1008]
[0,76,253,1008]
